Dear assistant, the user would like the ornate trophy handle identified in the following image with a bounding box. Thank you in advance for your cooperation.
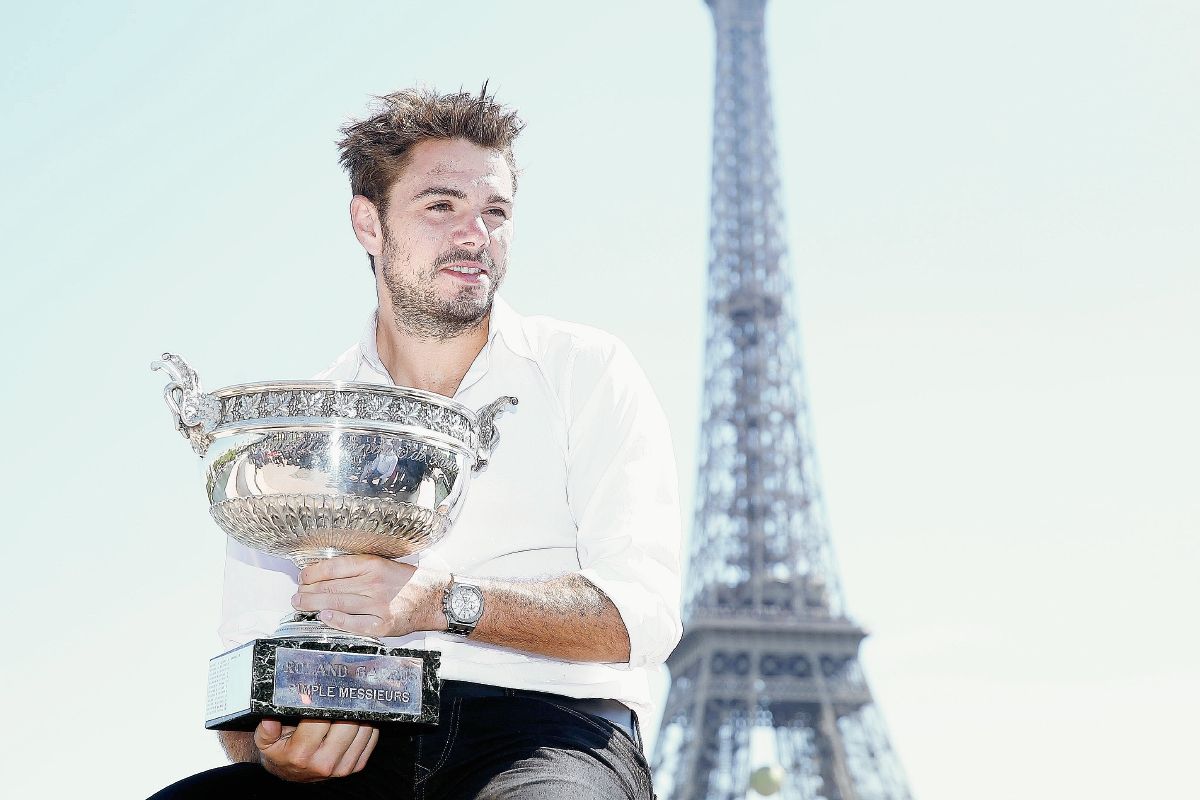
[473,396,518,471]
[151,352,223,456]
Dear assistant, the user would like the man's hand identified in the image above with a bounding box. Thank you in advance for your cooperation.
[254,719,378,782]
[292,555,448,639]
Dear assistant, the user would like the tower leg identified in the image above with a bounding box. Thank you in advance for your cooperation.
[820,703,860,800]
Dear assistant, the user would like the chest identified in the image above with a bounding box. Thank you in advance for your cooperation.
[427,355,578,572]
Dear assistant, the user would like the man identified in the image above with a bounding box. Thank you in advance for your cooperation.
[152,87,682,799]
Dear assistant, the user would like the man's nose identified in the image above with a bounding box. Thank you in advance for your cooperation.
[452,213,490,250]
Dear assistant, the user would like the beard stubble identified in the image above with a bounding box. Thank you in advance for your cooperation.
[380,234,506,341]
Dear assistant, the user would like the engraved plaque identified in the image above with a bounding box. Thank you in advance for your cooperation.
[206,643,253,722]
[203,639,439,731]
[271,647,423,716]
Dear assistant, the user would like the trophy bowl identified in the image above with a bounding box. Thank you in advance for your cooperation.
[153,353,516,569]
[153,353,515,729]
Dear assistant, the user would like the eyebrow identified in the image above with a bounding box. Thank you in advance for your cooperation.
[411,186,513,206]
[412,186,467,201]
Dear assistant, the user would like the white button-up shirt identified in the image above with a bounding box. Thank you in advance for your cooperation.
[218,296,683,719]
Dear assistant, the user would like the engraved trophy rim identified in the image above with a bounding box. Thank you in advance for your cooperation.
[153,352,517,467]
[209,379,479,422]
[202,380,497,460]
[208,419,474,457]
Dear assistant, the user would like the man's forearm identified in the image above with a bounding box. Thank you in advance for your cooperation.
[469,573,631,663]
[218,730,259,763]
[293,558,632,664]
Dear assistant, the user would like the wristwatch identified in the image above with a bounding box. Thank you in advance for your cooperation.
[442,576,484,637]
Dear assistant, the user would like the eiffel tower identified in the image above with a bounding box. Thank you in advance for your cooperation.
[650,2,913,798]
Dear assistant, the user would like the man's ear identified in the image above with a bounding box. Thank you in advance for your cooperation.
[350,195,384,259]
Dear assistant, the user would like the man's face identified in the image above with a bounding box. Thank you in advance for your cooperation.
[376,138,514,340]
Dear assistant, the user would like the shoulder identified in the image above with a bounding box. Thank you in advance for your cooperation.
[507,313,657,422]
[312,343,362,380]
[513,314,651,389]
[518,315,629,370]
[493,296,630,377]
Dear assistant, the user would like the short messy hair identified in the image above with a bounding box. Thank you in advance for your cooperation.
[337,85,524,271]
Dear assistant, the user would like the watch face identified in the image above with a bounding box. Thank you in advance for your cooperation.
[449,585,483,623]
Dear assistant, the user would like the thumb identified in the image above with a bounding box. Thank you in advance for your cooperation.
[255,719,283,750]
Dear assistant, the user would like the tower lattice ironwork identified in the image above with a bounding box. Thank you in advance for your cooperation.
[651,2,913,798]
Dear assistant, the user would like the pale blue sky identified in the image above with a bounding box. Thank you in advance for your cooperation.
[1,2,1197,798]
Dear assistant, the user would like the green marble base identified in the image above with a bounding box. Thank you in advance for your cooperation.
[204,638,441,731]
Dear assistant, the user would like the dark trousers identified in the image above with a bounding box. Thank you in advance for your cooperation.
[149,683,653,800]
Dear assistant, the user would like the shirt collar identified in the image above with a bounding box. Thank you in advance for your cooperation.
[488,295,536,363]
[355,310,393,384]
[357,294,536,388]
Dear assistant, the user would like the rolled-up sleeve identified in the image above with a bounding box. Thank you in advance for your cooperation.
[568,342,683,670]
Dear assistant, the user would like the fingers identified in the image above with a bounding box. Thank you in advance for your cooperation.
[295,576,368,596]
[292,588,380,616]
[257,719,377,782]
[330,723,378,777]
[276,718,332,758]
[255,718,286,748]
[292,557,420,640]
[291,721,371,780]
[312,608,385,637]
[356,728,380,772]
[299,556,416,592]
[290,589,388,636]
[299,554,380,585]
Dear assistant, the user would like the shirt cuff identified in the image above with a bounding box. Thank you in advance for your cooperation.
[578,566,682,671]
[217,609,287,650]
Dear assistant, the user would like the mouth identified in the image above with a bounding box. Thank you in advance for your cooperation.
[440,261,490,283]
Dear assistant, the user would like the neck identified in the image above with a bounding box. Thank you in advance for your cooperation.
[375,306,491,397]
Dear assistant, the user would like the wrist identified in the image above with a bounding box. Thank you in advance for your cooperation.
[411,568,451,634]
[441,574,486,637]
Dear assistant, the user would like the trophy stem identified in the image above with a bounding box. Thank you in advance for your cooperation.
[274,611,385,649]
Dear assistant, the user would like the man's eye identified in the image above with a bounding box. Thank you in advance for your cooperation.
[428,202,452,211]
[485,208,508,219]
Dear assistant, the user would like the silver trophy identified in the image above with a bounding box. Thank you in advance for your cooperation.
[152,352,516,730]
